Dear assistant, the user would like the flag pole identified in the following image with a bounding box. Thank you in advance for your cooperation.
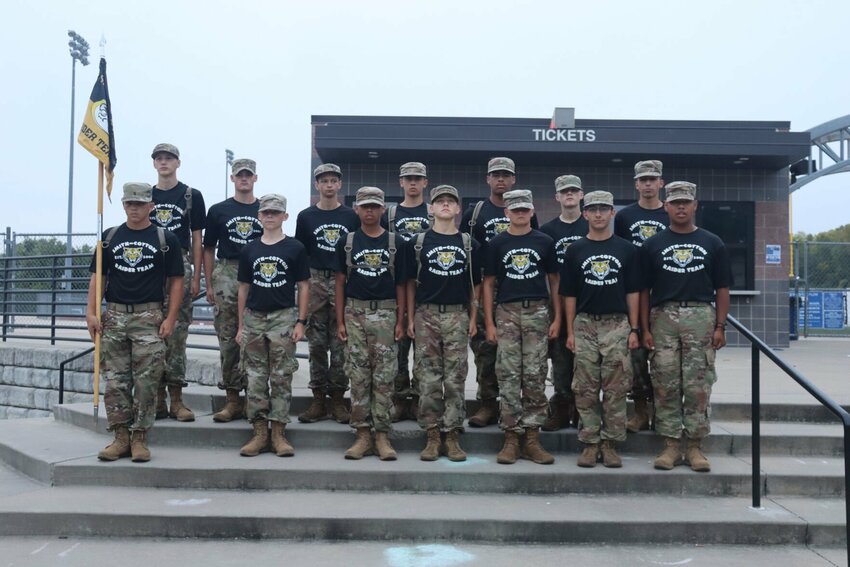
[93,161,105,425]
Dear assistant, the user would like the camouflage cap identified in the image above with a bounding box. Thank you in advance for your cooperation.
[122,182,153,203]
[583,191,614,208]
[313,163,342,179]
[503,189,534,210]
[258,193,287,212]
[399,162,427,177]
[430,184,459,203]
[151,143,180,159]
[232,158,256,175]
[354,186,385,207]
[555,174,582,192]
[487,157,516,174]
[634,160,663,179]
[664,181,697,202]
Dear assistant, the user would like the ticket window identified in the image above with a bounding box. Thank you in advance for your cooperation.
[697,201,754,291]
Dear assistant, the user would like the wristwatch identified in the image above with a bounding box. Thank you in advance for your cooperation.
[296,318,308,326]
[629,328,641,335]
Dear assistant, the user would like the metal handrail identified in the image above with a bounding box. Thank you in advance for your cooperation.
[58,347,95,404]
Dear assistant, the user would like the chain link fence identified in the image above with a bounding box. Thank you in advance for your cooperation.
[790,240,850,338]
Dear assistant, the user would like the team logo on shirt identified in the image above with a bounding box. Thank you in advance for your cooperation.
[581,254,622,286]
[639,225,658,240]
[436,250,458,270]
[494,222,510,235]
[323,228,341,246]
[155,209,174,226]
[590,260,611,280]
[112,241,157,274]
[672,248,694,267]
[122,247,143,267]
[403,219,424,233]
[364,253,383,268]
[510,253,531,274]
[259,262,279,282]
[235,221,255,239]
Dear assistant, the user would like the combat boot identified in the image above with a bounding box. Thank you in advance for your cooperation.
[600,439,622,468]
[298,389,328,423]
[130,430,151,462]
[240,420,269,457]
[542,394,570,431]
[374,431,398,461]
[155,387,168,420]
[213,389,244,423]
[577,443,599,468]
[328,390,350,424]
[406,395,420,421]
[97,425,131,461]
[496,430,520,464]
[420,427,441,461]
[626,398,651,433]
[468,398,499,428]
[391,396,408,423]
[167,386,195,422]
[654,436,683,470]
[344,427,374,460]
[270,421,294,457]
[444,429,467,462]
[521,428,555,465]
[685,438,711,472]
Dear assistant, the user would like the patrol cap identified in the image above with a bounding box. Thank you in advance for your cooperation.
[555,175,582,192]
[122,182,153,203]
[634,160,663,179]
[231,158,256,175]
[354,186,385,207]
[151,143,180,159]
[430,184,459,203]
[399,162,427,177]
[258,193,287,212]
[503,189,534,210]
[487,157,516,174]
[664,181,697,202]
[583,191,614,208]
[313,163,342,179]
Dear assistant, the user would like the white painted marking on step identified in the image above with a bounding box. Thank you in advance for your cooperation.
[793,458,807,464]
[442,456,489,468]
[30,542,49,555]
[649,559,693,566]
[384,544,475,567]
[57,543,80,557]
[165,498,211,507]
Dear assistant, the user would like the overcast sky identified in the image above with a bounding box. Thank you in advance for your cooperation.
[1,0,848,242]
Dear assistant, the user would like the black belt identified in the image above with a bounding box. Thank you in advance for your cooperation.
[667,301,711,308]
[586,312,626,321]
[348,298,396,310]
[418,303,467,313]
[311,268,334,278]
[106,302,162,313]
[217,258,239,265]
[505,298,547,308]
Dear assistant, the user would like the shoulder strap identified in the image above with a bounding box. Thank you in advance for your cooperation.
[387,231,397,280]
[184,186,194,263]
[344,231,355,280]
[469,200,485,230]
[413,231,427,286]
[461,232,474,295]
[102,225,121,249]
[387,204,397,232]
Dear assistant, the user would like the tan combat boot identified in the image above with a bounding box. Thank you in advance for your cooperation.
[654,436,683,470]
[130,430,151,462]
[542,394,570,431]
[213,389,245,423]
[98,425,131,461]
[240,420,270,457]
[155,387,168,420]
[468,398,499,428]
[420,427,441,461]
[344,427,374,460]
[521,428,555,465]
[328,390,350,424]
[600,439,622,468]
[298,389,328,423]
[685,438,711,472]
[374,431,398,461]
[443,429,467,462]
[391,396,408,423]
[167,386,195,422]
[496,430,521,464]
[626,398,651,433]
[270,421,294,457]
[406,395,420,421]
[577,443,599,468]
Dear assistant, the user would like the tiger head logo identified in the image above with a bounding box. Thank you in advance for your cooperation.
[494,222,510,235]
[510,253,530,274]
[436,250,457,270]
[590,260,610,280]
[322,228,341,246]
[672,248,694,267]
[403,219,423,233]
[154,208,173,226]
[638,225,658,240]
[122,247,143,267]
[364,253,383,269]
[259,262,278,282]
[235,221,255,239]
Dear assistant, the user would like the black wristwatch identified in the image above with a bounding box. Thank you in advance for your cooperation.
[629,328,641,335]
[296,318,308,326]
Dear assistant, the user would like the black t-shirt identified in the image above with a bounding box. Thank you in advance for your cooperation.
[484,229,558,304]
[334,230,406,301]
[90,224,184,304]
[641,228,734,306]
[203,198,263,259]
[560,235,641,315]
[460,199,539,246]
[150,182,207,250]
[295,205,360,270]
[614,202,669,247]
[540,215,589,267]
[237,237,310,312]
[403,231,482,305]
[381,203,431,242]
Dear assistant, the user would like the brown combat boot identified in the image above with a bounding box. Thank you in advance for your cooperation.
[98,425,131,461]
[155,387,168,420]
[577,443,600,468]
[496,430,521,464]
[600,439,622,468]
[654,436,683,470]
[521,428,555,465]
[328,390,350,424]
[391,396,408,423]
[374,431,398,461]
[167,386,195,422]
[685,438,711,472]
[213,389,245,423]
[468,398,499,428]
[344,427,374,460]
[130,430,151,462]
[542,394,570,431]
[270,421,294,457]
[240,420,269,457]
[298,388,328,423]
[626,398,651,433]
[420,427,441,461]
[444,429,467,462]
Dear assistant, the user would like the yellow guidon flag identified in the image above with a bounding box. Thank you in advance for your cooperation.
[77,57,117,198]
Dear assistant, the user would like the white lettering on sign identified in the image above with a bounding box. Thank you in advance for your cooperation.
[531,128,597,142]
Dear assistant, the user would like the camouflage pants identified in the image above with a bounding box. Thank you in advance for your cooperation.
[344,301,398,433]
[649,303,717,440]
[630,346,653,401]
[470,303,499,401]
[161,251,192,388]
[548,323,575,399]
[211,260,244,390]
[413,305,469,431]
[495,301,550,432]
[100,307,165,432]
[241,308,299,424]
[394,331,417,399]
[306,270,347,392]
[572,313,632,444]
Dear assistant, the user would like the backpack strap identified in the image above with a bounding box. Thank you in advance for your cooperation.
[461,232,474,298]
[184,185,194,263]
[101,225,121,249]
[413,231,427,286]
[468,200,485,232]
[344,232,355,280]
[387,204,397,233]
[387,231,397,280]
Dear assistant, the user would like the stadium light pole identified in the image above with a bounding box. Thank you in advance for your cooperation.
[66,30,90,288]
[225,149,234,198]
